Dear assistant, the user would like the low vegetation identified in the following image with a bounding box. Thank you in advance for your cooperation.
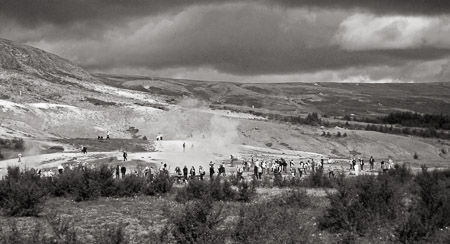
[1,164,450,243]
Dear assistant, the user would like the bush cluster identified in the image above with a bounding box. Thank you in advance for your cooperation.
[45,165,174,201]
[0,167,46,216]
[319,164,450,243]
[175,178,255,203]
[272,168,335,188]
[232,189,316,243]
[0,166,174,216]
[0,138,25,151]
[0,213,130,244]
[161,198,226,244]
[164,188,315,244]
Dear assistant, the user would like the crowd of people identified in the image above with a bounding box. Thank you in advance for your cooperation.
[31,149,394,183]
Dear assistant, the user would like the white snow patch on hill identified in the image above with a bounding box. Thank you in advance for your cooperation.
[0,99,26,112]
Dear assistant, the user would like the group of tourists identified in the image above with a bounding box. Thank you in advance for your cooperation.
[348,156,393,174]
[238,156,329,180]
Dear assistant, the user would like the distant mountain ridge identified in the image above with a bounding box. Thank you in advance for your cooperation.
[0,38,92,81]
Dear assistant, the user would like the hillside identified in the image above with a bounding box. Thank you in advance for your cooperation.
[0,39,449,176]
[0,38,91,81]
[95,74,450,117]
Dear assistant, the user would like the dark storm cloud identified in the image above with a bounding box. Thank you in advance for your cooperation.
[1,0,449,28]
[272,0,450,16]
[1,0,450,82]
[0,0,222,27]
[67,5,449,76]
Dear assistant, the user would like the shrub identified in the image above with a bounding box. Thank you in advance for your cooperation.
[48,146,64,152]
[232,195,317,243]
[304,112,321,126]
[274,189,312,209]
[0,212,130,244]
[387,163,414,184]
[93,224,129,244]
[175,178,252,202]
[303,168,333,188]
[142,136,148,141]
[0,167,47,216]
[413,152,419,159]
[147,172,174,195]
[319,174,403,236]
[343,133,347,137]
[236,180,255,202]
[396,169,450,243]
[13,138,25,151]
[336,131,342,137]
[115,175,144,197]
[161,198,226,244]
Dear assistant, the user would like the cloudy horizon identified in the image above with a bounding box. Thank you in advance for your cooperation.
[1,0,450,83]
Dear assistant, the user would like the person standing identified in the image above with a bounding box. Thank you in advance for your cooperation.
[237,165,244,180]
[190,166,196,180]
[144,166,149,177]
[121,165,126,178]
[199,166,205,180]
[381,161,387,173]
[258,162,263,179]
[369,156,375,170]
[58,165,64,174]
[115,165,120,179]
[183,142,186,152]
[175,166,182,183]
[183,166,188,182]
[209,164,215,180]
[254,160,259,178]
[355,160,360,176]
[18,153,22,163]
[218,164,226,176]
[123,151,128,161]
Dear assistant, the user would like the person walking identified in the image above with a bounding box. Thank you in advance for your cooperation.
[123,151,128,161]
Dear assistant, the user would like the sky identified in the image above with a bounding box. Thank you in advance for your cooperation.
[1,0,450,83]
